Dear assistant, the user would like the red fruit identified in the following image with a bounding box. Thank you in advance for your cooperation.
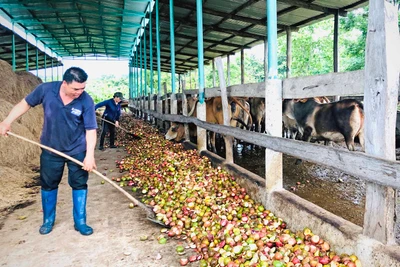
[319,255,330,264]
[331,255,341,262]
[189,255,197,262]
[292,257,300,264]
[179,258,188,266]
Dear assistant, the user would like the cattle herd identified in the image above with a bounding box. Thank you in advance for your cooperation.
[163,95,399,153]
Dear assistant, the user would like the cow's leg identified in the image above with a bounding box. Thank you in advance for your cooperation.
[324,140,333,147]
[210,132,217,153]
[357,131,365,152]
[302,126,313,142]
[257,118,262,133]
[343,133,355,151]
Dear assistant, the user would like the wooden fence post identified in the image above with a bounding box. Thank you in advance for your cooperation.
[216,57,234,163]
[363,0,400,244]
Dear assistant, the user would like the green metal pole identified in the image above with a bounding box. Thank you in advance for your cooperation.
[134,54,136,98]
[129,60,132,98]
[136,50,139,98]
[149,7,154,95]
[44,54,47,82]
[25,33,29,71]
[131,56,136,98]
[170,0,176,94]
[196,0,205,103]
[144,24,147,96]
[51,57,54,81]
[267,0,278,79]
[35,42,38,76]
[12,23,16,71]
[140,38,143,97]
[156,0,161,95]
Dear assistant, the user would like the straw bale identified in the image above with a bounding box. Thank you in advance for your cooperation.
[14,71,43,103]
[0,60,17,104]
[13,71,43,139]
[0,166,38,212]
[0,99,40,170]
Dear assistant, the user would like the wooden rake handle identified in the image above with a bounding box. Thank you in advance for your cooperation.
[6,131,149,213]
[97,116,131,134]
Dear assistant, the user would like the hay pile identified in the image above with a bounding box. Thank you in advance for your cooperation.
[0,59,44,218]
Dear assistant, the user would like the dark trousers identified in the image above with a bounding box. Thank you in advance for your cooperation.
[40,149,89,191]
[99,120,116,148]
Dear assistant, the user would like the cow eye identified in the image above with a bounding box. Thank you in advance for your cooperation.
[172,126,178,132]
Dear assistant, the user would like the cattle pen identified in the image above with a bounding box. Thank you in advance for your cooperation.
[1,0,400,266]
[129,1,400,266]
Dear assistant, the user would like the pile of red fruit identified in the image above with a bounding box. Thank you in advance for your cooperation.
[115,117,362,267]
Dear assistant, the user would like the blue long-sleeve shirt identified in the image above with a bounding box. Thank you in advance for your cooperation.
[95,98,122,122]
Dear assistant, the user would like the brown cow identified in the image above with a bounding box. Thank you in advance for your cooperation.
[165,121,196,142]
[249,97,265,133]
[282,98,365,151]
[231,98,252,130]
[165,96,251,152]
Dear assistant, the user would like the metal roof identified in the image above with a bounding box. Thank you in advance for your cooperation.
[0,0,368,73]
[0,25,61,71]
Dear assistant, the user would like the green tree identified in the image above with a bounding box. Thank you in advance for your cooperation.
[339,7,368,71]
[86,75,128,103]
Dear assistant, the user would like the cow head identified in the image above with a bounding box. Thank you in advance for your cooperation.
[165,122,185,142]
[282,99,296,120]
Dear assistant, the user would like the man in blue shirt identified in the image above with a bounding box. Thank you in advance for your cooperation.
[0,67,97,236]
[95,92,124,150]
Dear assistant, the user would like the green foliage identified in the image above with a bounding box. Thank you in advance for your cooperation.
[86,75,129,103]
[277,19,335,78]
[339,7,368,71]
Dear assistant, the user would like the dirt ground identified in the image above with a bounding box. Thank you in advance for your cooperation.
[0,146,191,267]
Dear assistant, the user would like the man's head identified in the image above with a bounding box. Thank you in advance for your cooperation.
[61,67,88,99]
[63,67,88,83]
[113,92,125,103]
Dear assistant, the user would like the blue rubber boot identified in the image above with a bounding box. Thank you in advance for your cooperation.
[72,189,93,235]
[39,189,58,235]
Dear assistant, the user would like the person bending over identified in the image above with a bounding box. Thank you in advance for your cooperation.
[0,67,97,236]
[95,92,124,150]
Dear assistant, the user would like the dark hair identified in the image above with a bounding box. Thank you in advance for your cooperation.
[63,67,88,83]
[113,92,124,98]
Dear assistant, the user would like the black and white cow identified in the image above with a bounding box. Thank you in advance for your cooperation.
[282,98,365,151]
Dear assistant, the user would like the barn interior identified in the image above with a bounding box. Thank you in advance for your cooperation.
[1,0,399,266]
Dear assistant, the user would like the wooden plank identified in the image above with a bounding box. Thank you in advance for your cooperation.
[196,102,207,151]
[170,93,177,115]
[265,78,283,192]
[181,79,190,140]
[363,0,400,245]
[144,111,400,190]
[183,71,365,99]
[216,57,233,164]
[282,70,365,98]
[163,82,169,114]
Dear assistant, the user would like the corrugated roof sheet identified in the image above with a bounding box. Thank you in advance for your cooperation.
[0,0,368,73]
